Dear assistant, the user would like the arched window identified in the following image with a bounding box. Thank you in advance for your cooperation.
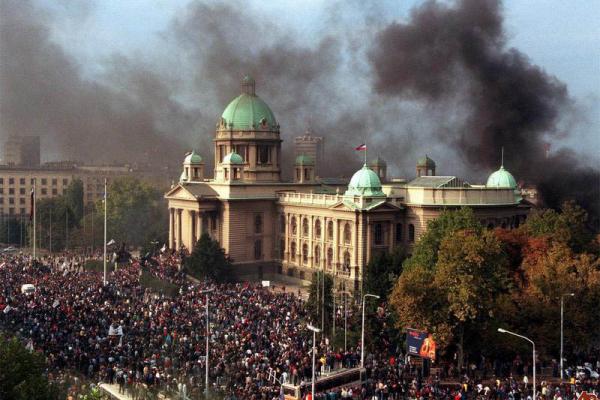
[374,223,383,246]
[314,245,320,266]
[343,223,351,244]
[290,241,296,261]
[327,221,334,240]
[302,243,308,264]
[291,217,297,235]
[315,219,321,239]
[408,224,415,242]
[396,223,403,243]
[302,218,309,236]
[327,247,333,269]
[254,214,263,234]
[343,251,351,271]
[254,239,262,260]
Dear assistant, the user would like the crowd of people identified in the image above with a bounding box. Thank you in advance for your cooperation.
[1,252,598,399]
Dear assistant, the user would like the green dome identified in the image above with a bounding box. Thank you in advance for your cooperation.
[222,151,244,165]
[486,166,517,188]
[345,164,385,197]
[220,76,278,131]
[183,150,203,164]
[295,154,314,166]
[417,155,436,167]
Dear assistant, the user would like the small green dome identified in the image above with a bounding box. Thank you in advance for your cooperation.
[345,164,385,197]
[295,154,315,166]
[486,166,517,188]
[417,155,436,167]
[219,76,278,131]
[183,150,203,164]
[222,151,244,165]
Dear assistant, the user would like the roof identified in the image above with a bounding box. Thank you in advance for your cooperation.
[416,155,436,168]
[344,164,385,197]
[295,154,315,166]
[486,166,517,188]
[407,176,467,188]
[183,150,203,164]
[222,151,244,165]
[220,76,278,131]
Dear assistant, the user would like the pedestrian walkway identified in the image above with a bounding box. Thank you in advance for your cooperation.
[98,384,133,400]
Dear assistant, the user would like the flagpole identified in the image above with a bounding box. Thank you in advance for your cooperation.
[103,178,107,286]
[33,179,36,259]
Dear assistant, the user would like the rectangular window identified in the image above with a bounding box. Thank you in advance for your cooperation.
[257,145,270,164]
[9,188,14,195]
[19,178,25,185]
[9,198,14,204]
[41,188,47,195]
[52,188,58,195]
[396,223,403,243]
[9,178,14,185]
[19,198,25,204]
[63,178,68,185]
[41,178,47,185]
[374,223,384,246]
[0,178,3,184]
[19,188,25,195]
[52,178,57,186]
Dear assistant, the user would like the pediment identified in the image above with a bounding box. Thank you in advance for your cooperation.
[164,185,199,201]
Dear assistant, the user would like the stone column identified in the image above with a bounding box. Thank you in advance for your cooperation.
[191,210,197,245]
[177,209,183,250]
[169,208,174,249]
[198,212,204,238]
[284,213,290,262]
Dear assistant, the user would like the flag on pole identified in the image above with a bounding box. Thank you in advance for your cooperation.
[355,144,367,151]
[29,188,35,221]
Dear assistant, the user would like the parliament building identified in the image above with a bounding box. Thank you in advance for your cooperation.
[165,76,529,291]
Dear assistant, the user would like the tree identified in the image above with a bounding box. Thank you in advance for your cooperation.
[403,207,482,272]
[100,177,168,248]
[390,229,509,365]
[185,233,232,282]
[64,178,84,223]
[0,335,60,400]
[306,271,333,334]
[364,247,406,301]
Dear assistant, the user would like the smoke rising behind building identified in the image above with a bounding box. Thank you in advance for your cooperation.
[0,0,597,219]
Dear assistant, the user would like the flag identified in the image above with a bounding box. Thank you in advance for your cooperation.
[355,144,367,151]
[29,188,35,221]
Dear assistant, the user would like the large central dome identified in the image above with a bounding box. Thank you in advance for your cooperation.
[220,76,278,131]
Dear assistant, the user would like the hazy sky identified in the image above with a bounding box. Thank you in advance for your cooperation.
[4,0,599,176]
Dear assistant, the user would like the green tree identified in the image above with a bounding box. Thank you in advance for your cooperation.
[391,229,509,365]
[306,271,333,334]
[404,207,482,272]
[0,335,60,400]
[100,177,168,247]
[64,178,84,223]
[364,247,406,301]
[35,197,75,251]
[185,233,232,282]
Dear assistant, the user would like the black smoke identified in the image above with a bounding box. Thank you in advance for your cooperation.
[369,0,599,223]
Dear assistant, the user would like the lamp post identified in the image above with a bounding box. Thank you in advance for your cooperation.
[361,293,380,368]
[307,324,322,400]
[560,293,575,381]
[338,290,352,353]
[498,328,536,399]
[200,288,214,395]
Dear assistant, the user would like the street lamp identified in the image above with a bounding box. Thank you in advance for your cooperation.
[361,293,380,368]
[498,328,536,399]
[200,288,214,395]
[560,293,575,381]
[307,324,322,400]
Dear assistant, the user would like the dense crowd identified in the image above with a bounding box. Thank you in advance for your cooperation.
[0,253,598,399]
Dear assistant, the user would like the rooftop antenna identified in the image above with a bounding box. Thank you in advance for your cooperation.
[501,147,504,168]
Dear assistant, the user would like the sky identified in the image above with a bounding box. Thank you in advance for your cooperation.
[3,0,599,177]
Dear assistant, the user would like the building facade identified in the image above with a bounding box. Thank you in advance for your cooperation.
[294,132,324,176]
[0,162,165,217]
[165,76,529,291]
[3,135,41,167]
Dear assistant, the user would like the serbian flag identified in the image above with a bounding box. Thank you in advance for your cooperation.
[29,188,35,221]
[355,144,367,151]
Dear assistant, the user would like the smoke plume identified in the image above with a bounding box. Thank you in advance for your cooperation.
[369,0,599,222]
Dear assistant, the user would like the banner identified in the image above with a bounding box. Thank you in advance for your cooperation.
[407,328,436,361]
